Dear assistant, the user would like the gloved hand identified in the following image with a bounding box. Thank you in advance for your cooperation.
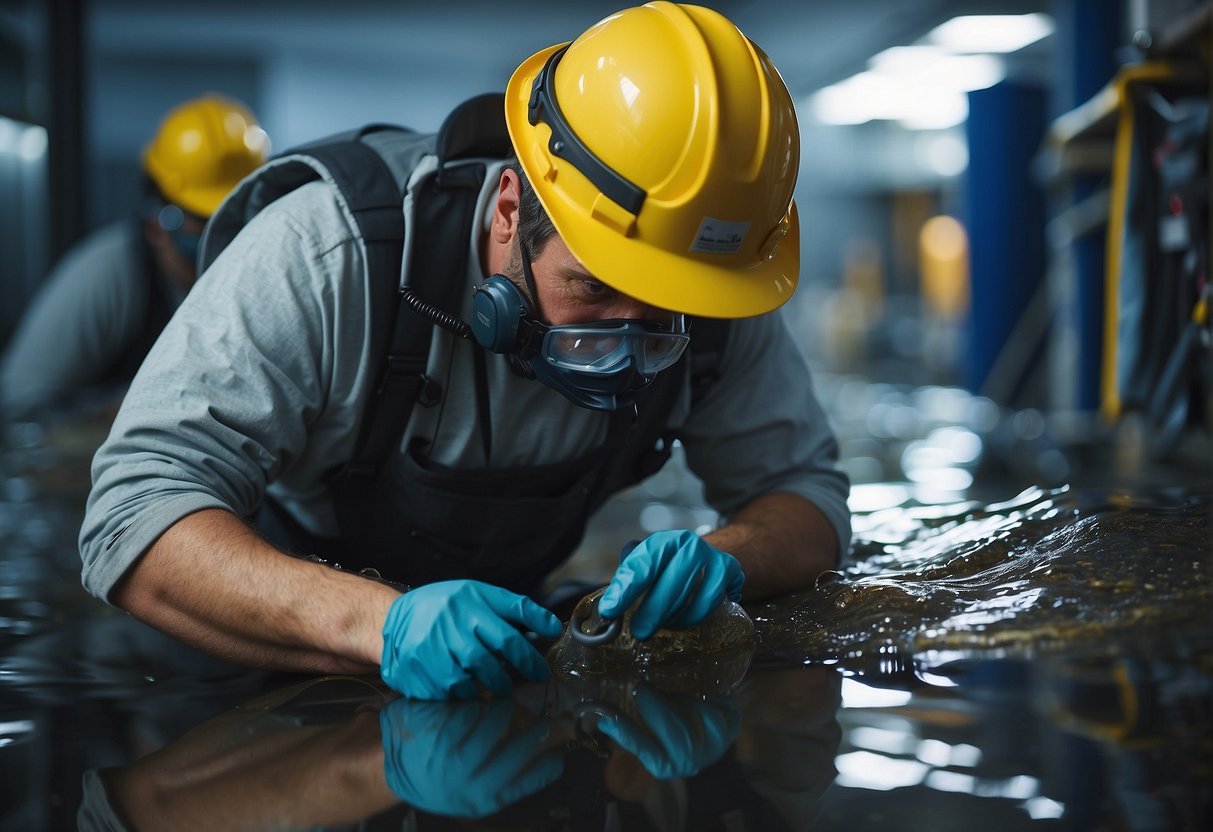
[588,685,740,779]
[381,696,563,818]
[597,530,744,640]
[380,580,562,700]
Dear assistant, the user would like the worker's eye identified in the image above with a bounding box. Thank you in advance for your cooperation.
[577,279,613,299]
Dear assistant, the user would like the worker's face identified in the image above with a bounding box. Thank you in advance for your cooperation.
[487,168,673,326]
[504,235,671,326]
[485,170,688,410]
[144,207,206,292]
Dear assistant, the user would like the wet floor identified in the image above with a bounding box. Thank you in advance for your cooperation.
[1,415,1211,830]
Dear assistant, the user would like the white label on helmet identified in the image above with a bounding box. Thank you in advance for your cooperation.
[690,218,750,255]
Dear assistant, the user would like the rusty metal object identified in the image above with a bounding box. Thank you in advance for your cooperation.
[568,608,623,646]
[549,587,758,690]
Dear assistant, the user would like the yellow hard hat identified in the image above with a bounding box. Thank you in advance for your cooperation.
[142,94,269,218]
[504,2,801,319]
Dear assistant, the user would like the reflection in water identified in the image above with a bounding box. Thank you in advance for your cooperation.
[76,669,842,830]
[77,677,397,831]
[826,654,1212,830]
[2,417,1211,829]
[381,695,564,818]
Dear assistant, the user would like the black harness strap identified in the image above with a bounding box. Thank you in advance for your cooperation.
[320,100,509,489]
[303,137,411,485]
[325,155,488,488]
[688,317,730,409]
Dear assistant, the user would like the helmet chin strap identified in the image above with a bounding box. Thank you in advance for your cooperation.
[517,238,544,321]
[507,239,544,379]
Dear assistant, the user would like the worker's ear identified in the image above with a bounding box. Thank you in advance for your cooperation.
[489,168,522,246]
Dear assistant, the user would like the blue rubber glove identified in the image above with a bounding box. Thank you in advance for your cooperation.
[381,580,562,700]
[381,696,563,818]
[597,530,744,640]
[590,686,740,779]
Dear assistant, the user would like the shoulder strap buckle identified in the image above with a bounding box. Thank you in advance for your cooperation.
[382,354,427,381]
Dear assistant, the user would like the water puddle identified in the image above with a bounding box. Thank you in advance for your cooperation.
[750,486,1212,675]
[1,419,1210,830]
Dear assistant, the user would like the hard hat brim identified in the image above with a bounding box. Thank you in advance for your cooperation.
[143,150,245,219]
[504,43,801,320]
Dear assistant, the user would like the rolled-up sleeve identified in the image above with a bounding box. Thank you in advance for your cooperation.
[79,183,370,601]
[679,310,851,560]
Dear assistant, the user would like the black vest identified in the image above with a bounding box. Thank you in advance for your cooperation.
[202,94,728,597]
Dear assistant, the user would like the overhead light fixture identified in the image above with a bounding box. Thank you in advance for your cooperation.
[926,13,1054,54]
[810,79,970,129]
[870,47,1006,92]
[810,71,899,126]
[897,91,969,131]
[810,48,1002,130]
[807,15,1034,131]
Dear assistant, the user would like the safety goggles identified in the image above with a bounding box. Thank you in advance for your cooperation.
[540,315,690,376]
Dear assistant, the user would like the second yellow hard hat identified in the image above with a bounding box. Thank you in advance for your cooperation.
[142,94,269,218]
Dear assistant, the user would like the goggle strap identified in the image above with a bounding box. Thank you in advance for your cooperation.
[515,316,548,360]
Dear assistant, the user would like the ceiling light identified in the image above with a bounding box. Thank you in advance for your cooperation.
[871,47,1006,92]
[897,91,969,130]
[810,72,971,129]
[927,13,1054,54]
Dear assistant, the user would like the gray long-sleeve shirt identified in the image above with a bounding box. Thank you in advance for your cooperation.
[1,223,185,419]
[79,171,850,601]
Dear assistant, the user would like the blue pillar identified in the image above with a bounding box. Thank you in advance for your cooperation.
[963,81,1048,399]
[1052,0,1123,411]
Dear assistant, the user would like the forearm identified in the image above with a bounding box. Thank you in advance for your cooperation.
[111,508,399,673]
[703,491,839,600]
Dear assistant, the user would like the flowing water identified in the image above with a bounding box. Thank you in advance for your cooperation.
[753,486,1212,672]
[1,418,1210,831]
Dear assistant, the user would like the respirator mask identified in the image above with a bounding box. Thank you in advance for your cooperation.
[468,247,688,411]
[147,201,202,265]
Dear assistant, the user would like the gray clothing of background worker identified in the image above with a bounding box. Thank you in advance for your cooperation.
[78,3,852,702]
[0,94,268,420]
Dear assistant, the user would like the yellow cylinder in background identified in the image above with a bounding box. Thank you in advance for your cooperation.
[918,215,970,321]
